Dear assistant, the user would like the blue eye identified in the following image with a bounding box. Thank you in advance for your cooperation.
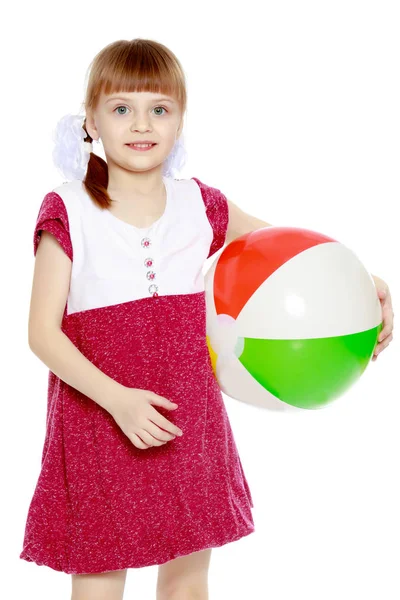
[114,106,128,115]
[153,106,168,115]
[114,105,168,115]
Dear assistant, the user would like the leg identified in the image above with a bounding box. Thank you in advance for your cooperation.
[71,568,128,600]
[156,548,212,600]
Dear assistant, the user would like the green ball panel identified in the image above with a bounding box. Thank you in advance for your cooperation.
[238,323,383,410]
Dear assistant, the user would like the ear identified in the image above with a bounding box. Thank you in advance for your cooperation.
[84,110,100,142]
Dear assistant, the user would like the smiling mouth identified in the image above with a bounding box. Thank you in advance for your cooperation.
[126,143,157,150]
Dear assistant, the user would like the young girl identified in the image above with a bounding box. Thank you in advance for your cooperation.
[20,37,394,600]
[19,38,267,600]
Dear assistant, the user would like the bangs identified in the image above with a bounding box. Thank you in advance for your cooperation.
[86,40,186,112]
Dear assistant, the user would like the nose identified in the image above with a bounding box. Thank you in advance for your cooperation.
[129,111,153,132]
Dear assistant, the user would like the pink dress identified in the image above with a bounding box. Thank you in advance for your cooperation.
[19,175,255,574]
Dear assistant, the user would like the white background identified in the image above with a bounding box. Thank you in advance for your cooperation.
[2,0,399,598]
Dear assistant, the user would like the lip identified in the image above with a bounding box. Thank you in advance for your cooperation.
[126,142,157,152]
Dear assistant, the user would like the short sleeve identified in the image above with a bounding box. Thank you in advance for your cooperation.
[33,191,73,261]
[191,177,229,258]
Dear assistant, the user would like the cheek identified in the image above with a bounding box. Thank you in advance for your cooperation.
[156,129,178,149]
[105,129,128,149]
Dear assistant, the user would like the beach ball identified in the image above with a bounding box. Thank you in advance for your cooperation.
[204,226,382,412]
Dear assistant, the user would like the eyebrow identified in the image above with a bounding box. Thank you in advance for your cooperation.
[105,95,175,104]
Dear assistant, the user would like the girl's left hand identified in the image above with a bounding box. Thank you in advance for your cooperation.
[372,276,394,361]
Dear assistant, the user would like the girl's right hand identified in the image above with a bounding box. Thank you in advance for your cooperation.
[108,386,184,450]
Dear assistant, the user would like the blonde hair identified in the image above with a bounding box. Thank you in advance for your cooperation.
[81,38,187,209]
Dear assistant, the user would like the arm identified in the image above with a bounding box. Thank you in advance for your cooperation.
[29,231,121,414]
[225,198,273,245]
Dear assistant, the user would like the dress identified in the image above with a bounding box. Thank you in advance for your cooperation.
[19,175,255,575]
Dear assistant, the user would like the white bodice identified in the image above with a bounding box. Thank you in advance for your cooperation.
[53,177,214,316]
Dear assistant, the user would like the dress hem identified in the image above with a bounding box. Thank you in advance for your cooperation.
[19,525,255,575]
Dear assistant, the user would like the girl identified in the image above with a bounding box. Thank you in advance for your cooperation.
[19,38,262,600]
[19,37,394,600]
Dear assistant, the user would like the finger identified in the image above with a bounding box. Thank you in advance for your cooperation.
[146,419,177,442]
[378,327,393,342]
[149,407,183,437]
[378,315,392,339]
[147,391,178,409]
[375,333,393,355]
[130,433,151,449]
[381,332,393,349]
[137,429,168,447]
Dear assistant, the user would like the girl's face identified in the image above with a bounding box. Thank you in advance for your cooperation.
[86,90,183,174]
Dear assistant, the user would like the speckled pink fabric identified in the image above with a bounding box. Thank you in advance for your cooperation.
[19,177,255,574]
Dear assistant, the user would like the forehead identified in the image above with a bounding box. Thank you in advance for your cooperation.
[102,91,176,104]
